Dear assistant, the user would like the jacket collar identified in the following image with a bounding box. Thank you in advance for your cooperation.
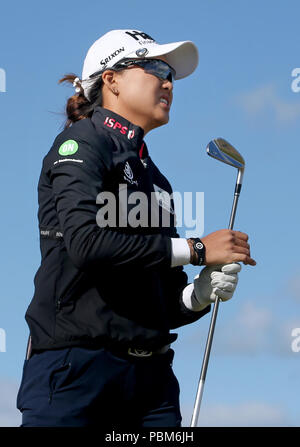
[91,106,148,158]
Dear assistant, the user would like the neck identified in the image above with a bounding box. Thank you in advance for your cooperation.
[101,101,155,135]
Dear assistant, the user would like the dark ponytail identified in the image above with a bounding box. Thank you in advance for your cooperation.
[58,73,103,129]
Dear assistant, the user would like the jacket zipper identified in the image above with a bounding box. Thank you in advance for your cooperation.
[55,272,86,312]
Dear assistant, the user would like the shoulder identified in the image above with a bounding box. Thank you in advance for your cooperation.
[44,118,114,171]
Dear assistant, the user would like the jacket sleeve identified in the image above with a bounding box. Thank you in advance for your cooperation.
[166,264,211,329]
[47,136,172,271]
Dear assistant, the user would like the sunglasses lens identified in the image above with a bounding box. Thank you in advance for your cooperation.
[114,59,175,82]
[167,72,173,82]
[130,60,174,81]
[144,60,175,81]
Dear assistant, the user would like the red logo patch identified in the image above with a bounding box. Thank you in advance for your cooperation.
[103,116,130,136]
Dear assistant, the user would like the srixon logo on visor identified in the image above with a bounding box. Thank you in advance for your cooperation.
[103,116,135,139]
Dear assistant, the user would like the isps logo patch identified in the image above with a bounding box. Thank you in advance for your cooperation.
[103,116,135,139]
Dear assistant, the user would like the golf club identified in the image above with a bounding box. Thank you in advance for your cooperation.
[190,138,245,427]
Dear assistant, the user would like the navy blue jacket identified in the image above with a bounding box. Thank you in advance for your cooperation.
[25,106,210,352]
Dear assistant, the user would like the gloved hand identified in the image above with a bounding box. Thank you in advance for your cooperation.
[182,263,241,312]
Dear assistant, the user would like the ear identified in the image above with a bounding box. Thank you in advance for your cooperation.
[102,70,119,95]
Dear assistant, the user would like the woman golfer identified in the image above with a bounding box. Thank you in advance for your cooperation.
[17,29,256,427]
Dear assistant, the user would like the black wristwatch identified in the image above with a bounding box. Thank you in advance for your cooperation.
[187,238,206,266]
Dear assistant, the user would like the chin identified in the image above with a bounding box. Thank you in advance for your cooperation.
[156,113,170,127]
[146,112,170,133]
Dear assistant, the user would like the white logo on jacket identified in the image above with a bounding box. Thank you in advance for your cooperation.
[123,161,138,186]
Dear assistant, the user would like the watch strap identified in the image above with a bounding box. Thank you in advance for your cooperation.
[187,238,206,266]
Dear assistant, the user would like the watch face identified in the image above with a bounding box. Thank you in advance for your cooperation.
[195,242,203,250]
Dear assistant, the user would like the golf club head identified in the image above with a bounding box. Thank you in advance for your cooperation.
[206,138,245,170]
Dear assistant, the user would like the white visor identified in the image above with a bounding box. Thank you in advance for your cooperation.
[81,29,199,100]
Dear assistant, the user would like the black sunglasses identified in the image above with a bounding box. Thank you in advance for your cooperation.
[112,58,176,82]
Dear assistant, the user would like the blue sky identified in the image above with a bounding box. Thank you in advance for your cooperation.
[1,0,300,426]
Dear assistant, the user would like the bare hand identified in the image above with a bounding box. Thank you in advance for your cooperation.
[201,229,256,266]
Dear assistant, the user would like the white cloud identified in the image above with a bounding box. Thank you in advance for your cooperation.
[181,401,290,427]
[215,301,273,355]
[236,84,300,123]
[186,300,298,356]
[0,379,22,427]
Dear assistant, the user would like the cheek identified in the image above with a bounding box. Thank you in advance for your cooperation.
[124,81,146,99]
[120,72,158,106]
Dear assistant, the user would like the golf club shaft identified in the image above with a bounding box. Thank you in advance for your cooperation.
[229,170,243,229]
[190,296,220,426]
[190,169,243,427]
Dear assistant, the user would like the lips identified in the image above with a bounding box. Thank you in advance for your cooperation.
[159,95,171,107]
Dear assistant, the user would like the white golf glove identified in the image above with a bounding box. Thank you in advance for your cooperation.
[182,263,241,312]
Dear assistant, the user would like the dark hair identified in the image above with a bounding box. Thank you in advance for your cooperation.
[58,73,103,129]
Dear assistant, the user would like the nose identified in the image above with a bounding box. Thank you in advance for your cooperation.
[161,77,173,92]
